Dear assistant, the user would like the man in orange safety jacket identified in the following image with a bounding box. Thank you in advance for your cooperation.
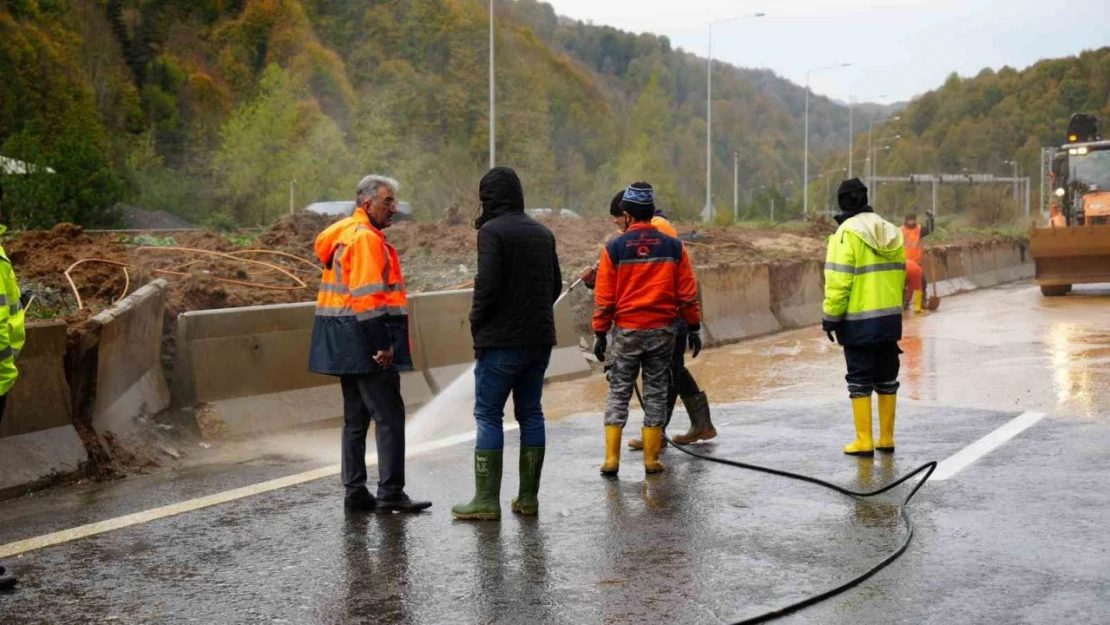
[309,174,431,514]
[593,182,702,477]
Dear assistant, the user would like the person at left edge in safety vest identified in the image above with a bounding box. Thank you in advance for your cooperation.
[0,178,26,591]
[824,179,906,457]
[593,182,702,476]
[309,174,431,514]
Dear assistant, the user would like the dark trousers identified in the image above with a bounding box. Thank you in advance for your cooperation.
[666,333,701,424]
[341,371,406,498]
[474,346,552,450]
[0,393,6,427]
[843,343,901,398]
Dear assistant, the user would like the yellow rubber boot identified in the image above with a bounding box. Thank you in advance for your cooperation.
[843,396,875,456]
[876,394,896,453]
[642,427,665,474]
[912,290,924,313]
[600,426,622,476]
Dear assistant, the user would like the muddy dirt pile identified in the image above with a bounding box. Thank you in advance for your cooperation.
[7,216,840,322]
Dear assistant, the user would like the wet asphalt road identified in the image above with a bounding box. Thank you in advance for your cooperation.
[1,283,1109,624]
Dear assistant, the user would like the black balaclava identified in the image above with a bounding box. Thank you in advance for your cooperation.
[835,178,874,225]
[475,166,525,229]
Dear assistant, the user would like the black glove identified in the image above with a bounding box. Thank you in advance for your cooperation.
[687,332,702,358]
[822,319,841,344]
[593,332,608,363]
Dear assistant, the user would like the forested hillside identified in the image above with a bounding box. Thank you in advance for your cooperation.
[0,0,884,228]
[1,0,1103,230]
[825,47,1110,222]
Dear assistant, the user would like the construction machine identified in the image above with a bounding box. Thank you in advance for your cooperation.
[1030,113,1110,296]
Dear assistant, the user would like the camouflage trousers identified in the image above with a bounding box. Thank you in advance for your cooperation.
[604,326,676,428]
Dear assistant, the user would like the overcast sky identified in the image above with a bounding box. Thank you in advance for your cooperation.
[543,0,1108,103]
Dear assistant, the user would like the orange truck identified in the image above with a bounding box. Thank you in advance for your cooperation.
[1030,113,1110,296]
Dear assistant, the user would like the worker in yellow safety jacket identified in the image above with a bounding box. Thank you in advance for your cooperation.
[823,179,906,457]
[0,179,26,590]
[308,174,431,515]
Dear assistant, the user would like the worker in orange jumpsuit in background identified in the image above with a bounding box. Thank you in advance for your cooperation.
[901,210,934,298]
[904,259,924,312]
[1049,204,1067,228]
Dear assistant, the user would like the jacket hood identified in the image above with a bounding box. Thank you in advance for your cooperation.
[314,210,370,267]
[839,212,904,259]
[477,167,524,228]
[836,178,871,223]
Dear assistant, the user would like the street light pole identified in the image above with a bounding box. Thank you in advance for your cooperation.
[804,62,851,218]
[866,115,899,189]
[733,151,739,221]
[489,0,496,169]
[847,93,886,180]
[1004,159,1019,212]
[706,12,765,222]
[848,93,853,178]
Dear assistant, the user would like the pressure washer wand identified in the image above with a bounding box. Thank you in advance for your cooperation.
[554,276,585,308]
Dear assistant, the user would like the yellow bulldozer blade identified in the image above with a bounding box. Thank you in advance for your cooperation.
[1030,225,1110,295]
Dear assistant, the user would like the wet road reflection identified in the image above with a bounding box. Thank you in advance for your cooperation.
[545,283,1110,422]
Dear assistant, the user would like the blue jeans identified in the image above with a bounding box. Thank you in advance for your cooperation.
[474,346,552,450]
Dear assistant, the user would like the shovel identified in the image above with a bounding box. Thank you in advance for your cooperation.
[926,254,941,311]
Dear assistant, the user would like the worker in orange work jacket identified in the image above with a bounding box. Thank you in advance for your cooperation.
[580,191,716,450]
[593,182,703,476]
[901,210,934,295]
[308,175,431,514]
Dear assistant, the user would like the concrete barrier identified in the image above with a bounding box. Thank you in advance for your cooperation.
[174,301,434,437]
[769,261,824,329]
[697,264,781,346]
[0,321,87,494]
[88,280,172,441]
[929,241,1031,297]
[408,288,590,393]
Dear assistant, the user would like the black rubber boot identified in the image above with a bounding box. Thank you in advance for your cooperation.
[672,392,717,444]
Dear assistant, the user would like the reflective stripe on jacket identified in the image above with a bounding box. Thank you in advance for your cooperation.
[593,223,701,333]
[308,210,413,375]
[824,213,906,346]
[0,231,24,396]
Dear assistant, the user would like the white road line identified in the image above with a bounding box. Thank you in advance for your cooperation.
[932,411,1046,481]
[0,424,518,559]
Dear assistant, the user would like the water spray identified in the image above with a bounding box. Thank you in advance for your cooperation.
[406,276,585,444]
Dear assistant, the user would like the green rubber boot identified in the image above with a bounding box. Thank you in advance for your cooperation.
[452,450,503,521]
[511,447,545,516]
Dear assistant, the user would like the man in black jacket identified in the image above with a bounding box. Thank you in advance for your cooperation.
[453,167,562,521]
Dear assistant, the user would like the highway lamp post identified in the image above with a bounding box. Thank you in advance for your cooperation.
[733,151,740,222]
[706,12,766,222]
[804,62,851,218]
[848,92,887,178]
[866,115,900,188]
[1004,159,1020,212]
[824,167,846,214]
[489,0,496,169]
[870,144,894,206]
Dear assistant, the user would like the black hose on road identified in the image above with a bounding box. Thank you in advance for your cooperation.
[633,384,937,624]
